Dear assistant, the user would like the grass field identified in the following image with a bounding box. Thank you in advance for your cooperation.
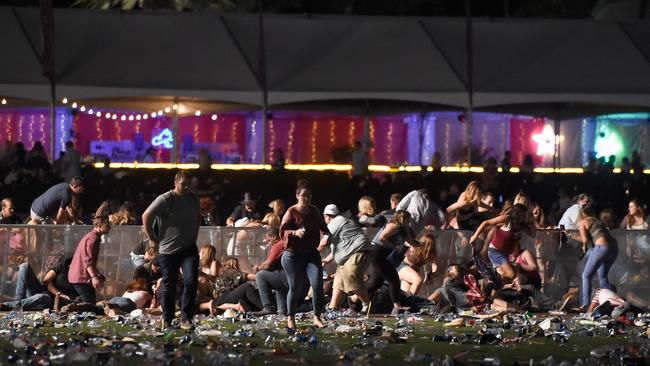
[0,311,647,365]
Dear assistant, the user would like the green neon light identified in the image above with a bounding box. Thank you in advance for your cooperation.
[594,124,623,158]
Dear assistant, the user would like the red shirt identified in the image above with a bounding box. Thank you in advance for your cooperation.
[280,205,329,253]
[266,240,285,271]
[69,229,101,284]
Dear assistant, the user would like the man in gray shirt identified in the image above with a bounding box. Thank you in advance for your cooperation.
[320,204,373,312]
[143,171,200,330]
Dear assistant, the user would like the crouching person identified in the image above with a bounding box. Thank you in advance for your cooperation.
[0,263,52,311]
[320,204,372,312]
[254,228,289,316]
[68,214,111,305]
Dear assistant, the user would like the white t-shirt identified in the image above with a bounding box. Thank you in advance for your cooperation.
[122,290,151,309]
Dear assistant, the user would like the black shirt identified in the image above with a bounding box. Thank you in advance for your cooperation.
[228,205,263,222]
[0,214,22,224]
[48,257,77,298]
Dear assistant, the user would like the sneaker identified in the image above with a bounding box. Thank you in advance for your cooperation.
[253,308,277,317]
[360,303,370,314]
[180,319,195,331]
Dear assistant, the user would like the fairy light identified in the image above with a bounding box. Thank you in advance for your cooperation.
[111,114,117,120]
[212,119,219,143]
[18,115,24,141]
[211,114,217,121]
[88,109,94,115]
[369,120,376,160]
[1,98,6,105]
[348,120,356,147]
[115,119,121,141]
[71,102,78,108]
[194,110,201,116]
[120,115,126,121]
[268,119,275,159]
[178,105,186,113]
[62,98,68,104]
[128,115,134,121]
[142,114,148,120]
[386,120,393,164]
[193,121,199,145]
[151,112,157,118]
[164,107,171,113]
[39,114,45,152]
[105,112,111,119]
[28,114,34,147]
[60,111,67,149]
[250,120,257,162]
[310,120,318,163]
[231,120,238,144]
[136,115,141,121]
[80,106,86,112]
[287,121,295,164]
[172,104,178,110]
[329,120,336,163]
[444,120,450,165]
[96,111,101,117]
[96,114,103,141]
[157,110,163,115]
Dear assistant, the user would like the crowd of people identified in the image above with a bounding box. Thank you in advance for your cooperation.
[0,166,648,331]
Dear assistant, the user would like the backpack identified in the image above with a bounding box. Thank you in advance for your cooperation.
[213,268,244,299]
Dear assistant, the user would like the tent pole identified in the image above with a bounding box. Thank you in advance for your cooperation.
[40,0,56,160]
[258,0,268,165]
[172,97,179,164]
[465,0,474,166]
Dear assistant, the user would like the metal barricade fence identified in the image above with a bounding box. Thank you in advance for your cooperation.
[0,225,648,302]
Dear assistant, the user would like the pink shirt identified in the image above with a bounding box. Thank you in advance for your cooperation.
[69,229,101,284]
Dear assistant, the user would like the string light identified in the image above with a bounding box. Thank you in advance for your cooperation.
[105,112,111,118]
[142,114,148,120]
[268,119,275,159]
[62,98,68,104]
[60,111,67,150]
[151,112,157,118]
[172,104,178,110]
[88,109,94,115]
[111,114,117,120]
[96,111,101,117]
[348,120,355,147]
[369,120,376,160]
[136,115,141,121]
[386,120,393,165]
[39,114,45,153]
[115,119,121,141]
[28,114,34,147]
[250,120,257,162]
[80,106,86,112]
[211,114,217,121]
[121,115,127,121]
[329,120,336,163]
[96,114,102,141]
[1,98,6,105]
[311,120,318,163]
[128,115,134,121]
[164,107,171,113]
[212,119,219,143]
[287,121,295,164]
[18,115,24,141]
[157,110,163,115]
[179,105,186,113]
[444,120,450,165]
[71,102,78,108]
[195,110,201,116]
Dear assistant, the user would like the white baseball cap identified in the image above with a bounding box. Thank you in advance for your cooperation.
[323,204,339,216]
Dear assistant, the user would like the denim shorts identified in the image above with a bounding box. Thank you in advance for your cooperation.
[488,248,509,268]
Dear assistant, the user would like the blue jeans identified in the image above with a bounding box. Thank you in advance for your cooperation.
[3,263,52,310]
[281,250,324,316]
[158,245,199,324]
[255,269,289,315]
[581,243,619,307]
